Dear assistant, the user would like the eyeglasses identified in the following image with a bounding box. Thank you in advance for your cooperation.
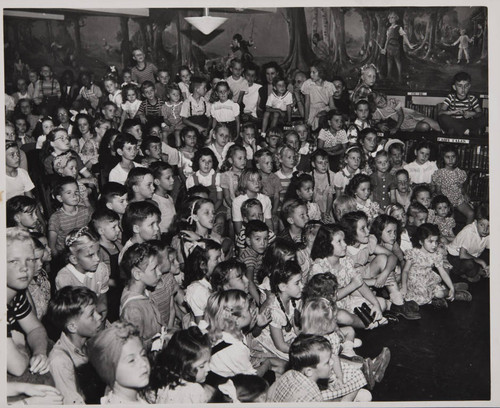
[55,135,70,141]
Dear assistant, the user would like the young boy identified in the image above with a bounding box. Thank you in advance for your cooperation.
[275,145,298,204]
[125,167,155,204]
[238,220,270,302]
[406,202,428,238]
[122,118,143,143]
[180,76,211,137]
[108,133,145,185]
[438,71,486,137]
[236,198,277,250]
[151,161,176,234]
[261,76,293,135]
[155,69,170,100]
[140,135,163,166]
[226,58,248,106]
[447,204,489,282]
[267,334,331,402]
[98,182,128,219]
[100,101,118,129]
[7,196,38,230]
[242,63,262,122]
[5,141,34,200]
[118,201,161,264]
[235,122,258,162]
[279,199,309,244]
[48,286,103,404]
[130,48,158,85]
[137,80,164,125]
[255,149,282,230]
[346,100,371,145]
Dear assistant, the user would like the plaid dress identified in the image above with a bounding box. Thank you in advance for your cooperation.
[267,369,323,402]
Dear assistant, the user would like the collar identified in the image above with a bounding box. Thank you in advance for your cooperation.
[65,263,96,283]
[342,167,360,177]
[59,332,87,358]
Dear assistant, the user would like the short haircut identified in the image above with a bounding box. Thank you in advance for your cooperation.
[453,71,471,84]
[113,132,138,152]
[388,142,405,154]
[272,75,286,87]
[7,227,34,250]
[245,219,269,239]
[189,76,207,93]
[407,201,428,218]
[431,195,452,215]
[355,99,369,110]
[101,101,117,111]
[125,167,154,198]
[395,169,409,179]
[288,333,331,371]
[150,161,173,180]
[187,184,210,198]
[7,196,37,227]
[122,201,161,239]
[49,286,97,332]
[358,127,378,143]
[241,122,257,133]
[253,148,273,161]
[281,199,307,225]
[52,176,78,198]
[310,148,329,163]
[91,206,120,234]
[475,203,489,221]
[241,198,263,219]
[141,80,155,92]
[413,140,432,153]
[122,118,142,134]
[120,242,159,282]
[100,182,127,203]
[141,136,161,153]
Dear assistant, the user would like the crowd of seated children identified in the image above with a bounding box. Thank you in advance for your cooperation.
[5,46,488,403]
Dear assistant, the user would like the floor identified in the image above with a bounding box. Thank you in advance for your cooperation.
[357,278,490,401]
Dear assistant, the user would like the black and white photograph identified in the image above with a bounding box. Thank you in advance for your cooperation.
[2,1,498,405]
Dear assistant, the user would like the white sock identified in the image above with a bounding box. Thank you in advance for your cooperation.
[342,341,355,357]
[390,291,404,306]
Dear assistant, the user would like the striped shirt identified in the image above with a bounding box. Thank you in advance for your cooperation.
[443,93,480,118]
[48,206,92,253]
[238,246,264,284]
[131,62,158,85]
[138,99,164,117]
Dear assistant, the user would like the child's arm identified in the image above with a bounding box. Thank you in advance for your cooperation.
[286,104,293,124]
[235,115,240,134]
[167,295,176,327]
[215,190,224,213]
[459,247,488,269]
[18,307,49,375]
[48,230,58,256]
[331,354,344,385]
[270,325,291,354]
[96,293,108,322]
[372,244,398,288]
[222,187,233,208]
[337,274,364,300]
[390,106,405,135]
[237,91,245,106]
[7,337,30,376]
[390,187,396,203]
[436,265,455,301]
[304,94,311,125]
[244,266,261,305]
[400,259,412,297]
[234,221,243,235]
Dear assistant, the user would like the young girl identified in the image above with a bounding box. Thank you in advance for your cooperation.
[161,85,184,147]
[176,65,192,101]
[309,224,388,328]
[275,145,297,204]
[220,144,247,211]
[48,177,92,256]
[76,71,102,112]
[369,91,440,134]
[345,174,382,225]
[301,61,335,131]
[310,149,336,223]
[370,150,397,211]
[210,259,250,293]
[121,69,139,88]
[208,122,233,167]
[28,236,52,320]
[103,75,123,114]
[333,194,358,222]
[431,144,474,224]
[88,321,150,404]
[296,220,323,283]
[5,142,34,200]
[351,63,377,104]
[317,110,348,164]
[149,327,212,403]
[186,148,222,211]
[205,290,258,380]
[295,122,314,155]
[120,242,165,344]
[402,223,471,307]
[285,172,321,221]
[404,140,438,186]
[430,195,456,244]
[184,239,223,323]
[301,298,370,401]
[120,84,141,130]
[410,184,432,212]
[386,203,412,252]
[334,146,363,195]
[358,128,381,175]
[210,81,240,139]
[178,126,200,180]
[75,114,99,166]
[34,116,55,149]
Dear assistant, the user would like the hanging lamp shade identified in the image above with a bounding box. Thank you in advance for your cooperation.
[185,8,227,35]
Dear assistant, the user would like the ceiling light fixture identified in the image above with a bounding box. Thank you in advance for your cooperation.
[184,8,227,35]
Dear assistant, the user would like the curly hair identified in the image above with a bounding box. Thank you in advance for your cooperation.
[310,224,345,260]
[345,173,371,198]
[370,214,400,245]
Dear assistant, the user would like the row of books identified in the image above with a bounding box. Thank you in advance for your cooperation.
[406,103,439,120]
[448,144,489,171]
[465,172,489,202]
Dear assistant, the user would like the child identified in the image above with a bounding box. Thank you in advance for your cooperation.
[155,68,170,100]
[130,48,158,85]
[332,194,358,222]
[261,76,293,134]
[211,374,269,403]
[122,118,144,143]
[42,128,89,177]
[210,81,240,139]
[119,201,161,263]
[140,135,162,166]
[125,167,155,204]
[411,184,432,213]
[351,63,377,104]
[394,169,412,210]
[91,207,123,322]
[370,91,440,134]
[345,173,382,225]
[430,195,456,244]
[120,242,165,343]
[137,81,164,125]
[242,63,262,121]
[55,227,109,321]
[334,146,363,195]
[151,161,176,233]
[358,127,382,175]
[275,145,298,204]
[27,236,52,320]
[348,99,372,145]
[255,149,282,225]
[406,202,429,238]
[120,84,141,129]
[447,204,489,282]
[33,64,61,113]
[180,76,211,138]
[48,177,92,256]
[236,122,258,161]
[5,141,34,200]
[432,144,474,224]
[235,198,277,250]
[178,126,201,180]
[176,65,192,101]
[295,122,314,156]
[232,168,273,234]
[309,149,335,223]
[226,58,248,106]
[370,150,397,210]
[267,334,331,402]
[108,133,145,185]
[103,75,123,114]
[220,144,247,210]
[301,61,335,131]
[205,290,257,379]
[438,71,486,137]
[386,139,407,174]
[402,223,471,308]
[48,286,103,404]
[161,85,184,147]
[285,172,322,221]
[98,182,128,218]
[210,258,250,293]
[149,327,212,403]
[317,110,348,166]
[184,240,222,323]
[280,199,310,244]
[33,116,55,149]
[88,321,150,404]
[300,299,372,401]
[264,127,283,167]
[76,71,102,112]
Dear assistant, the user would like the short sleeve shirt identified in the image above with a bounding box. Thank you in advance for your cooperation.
[7,291,31,337]
[266,91,293,112]
[55,262,110,295]
[6,168,35,200]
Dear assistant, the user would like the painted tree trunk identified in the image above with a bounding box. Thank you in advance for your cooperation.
[281,7,316,72]
[120,17,131,69]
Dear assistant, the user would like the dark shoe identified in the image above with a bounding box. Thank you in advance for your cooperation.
[362,358,376,390]
[390,303,421,320]
[454,290,472,302]
[404,300,420,313]
[372,347,391,383]
[453,282,469,291]
[382,310,400,323]
[431,298,448,309]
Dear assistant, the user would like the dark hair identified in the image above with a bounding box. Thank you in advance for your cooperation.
[370,214,400,244]
[113,133,138,152]
[339,211,368,246]
[257,239,297,284]
[310,148,329,164]
[48,286,97,332]
[91,206,120,236]
[269,259,302,294]
[453,71,471,84]
[358,127,378,144]
[260,61,284,84]
[411,223,440,248]
[475,203,489,221]
[410,184,432,204]
[354,99,370,110]
[407,201,428,218]
[180,126,201,148]
[122,83,139,98]
[395,169,409,179]
[431,195,452,216]
[98,128,121,163]
[310,224,345,260]
[210,258,246,292]
[122,201,161,240]
[140,80,155,92]
[302,273,339,306]
[121,242,159,282]
[288,333,331,371]
[150,161,173,180]
[345,173,371,198]
[52,176,78,199]
[122,118,142,134]
[189,76,207,94]
[438,144,458,168]
[245,219,269,239]
[187,185,210,198]
[284,172,314,202]
[183,239,222,287]
[231,374,269,402]
[125,167,154,200]
[141,136,161,154]
[99,182,127,205]
[7,196,37,227]
[413,140,433,154]
[149,326,210,391]
[192,147,219,172]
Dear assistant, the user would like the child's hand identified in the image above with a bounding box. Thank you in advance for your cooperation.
[257,308,272,327]
[378,123,390,132]
[463,111,475,119]
[370,305,383,321]
[29,354,49,375]
[180,230,201,242]
[374,273,388,288]
[447,287,455,302]
[389,127,399,135]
